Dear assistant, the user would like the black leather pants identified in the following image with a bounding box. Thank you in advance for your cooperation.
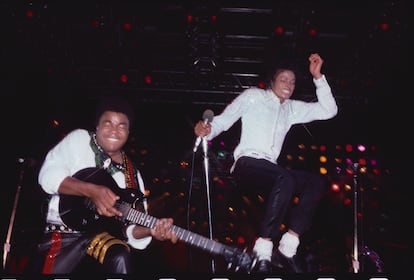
[27,231,133,274]
[233,157,327,239]
[233,156,295,239]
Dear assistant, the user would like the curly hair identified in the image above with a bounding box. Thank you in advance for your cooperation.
[95,95,135,127]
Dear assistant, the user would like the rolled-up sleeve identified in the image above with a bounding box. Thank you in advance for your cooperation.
[125,224,152,250]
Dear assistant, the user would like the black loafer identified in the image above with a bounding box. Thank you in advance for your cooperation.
[272,250,303,273]
[254,259,273,273]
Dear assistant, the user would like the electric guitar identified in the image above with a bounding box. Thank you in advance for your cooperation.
[59,167,257,273]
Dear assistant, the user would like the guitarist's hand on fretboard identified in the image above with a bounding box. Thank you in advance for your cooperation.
[150,218,178,243]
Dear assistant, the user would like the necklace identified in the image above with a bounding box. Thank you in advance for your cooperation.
[89,132,137,189]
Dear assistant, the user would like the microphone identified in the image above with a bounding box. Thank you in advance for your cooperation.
[193,109,214,152]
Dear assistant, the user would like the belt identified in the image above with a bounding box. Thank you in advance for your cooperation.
[239,150,277,163]
[45,224,81,233]
[231,150,277,173]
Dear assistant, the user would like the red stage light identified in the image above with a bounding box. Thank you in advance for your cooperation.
[257,80,266,89]
[120,74,128,83]
[25,10,34,19]
[308,28,318,37]
[379,22,390,31]
[123,22,132,31]
[274,26,285,35]
[144,75,152,85]
[91,20,100,28]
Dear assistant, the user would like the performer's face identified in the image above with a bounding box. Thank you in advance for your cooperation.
[95,111,130,157]
[271,69,296,103]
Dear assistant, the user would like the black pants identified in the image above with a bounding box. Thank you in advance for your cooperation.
[25,231,133,274]
[233,156,327,239]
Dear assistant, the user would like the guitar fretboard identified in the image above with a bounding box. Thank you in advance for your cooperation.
[117,201,226,255]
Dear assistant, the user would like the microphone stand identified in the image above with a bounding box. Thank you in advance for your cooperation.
[202,137,215,273]
[3,159,25,271]
[351,163,360,273]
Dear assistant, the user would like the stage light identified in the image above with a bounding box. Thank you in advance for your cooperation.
[236,235,245,246]
[319,166,328,175]
[257,80,266,89]
[274,25,285,35]
[330,182,341,192]
[91,16,105,29]
[122,22,132,31]
[379,22,390,31]
[308,27,318,37]
[52,119,59,128]
[217,151,226,159]
[357,144,366,152]
[358,157,367,166]
[91,20,99,28]
[119,73,128,83]
[25,10,34,19]
[186,14,194,24]
[211,15,217,23]
[144,74,152,85]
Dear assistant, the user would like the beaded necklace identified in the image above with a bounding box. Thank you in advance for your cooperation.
[89,131,137,189]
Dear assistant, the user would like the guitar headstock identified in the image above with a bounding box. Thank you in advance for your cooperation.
[222,246,257,273]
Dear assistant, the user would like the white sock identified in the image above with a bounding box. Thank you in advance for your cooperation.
[253,237,273,261]
[278,232,300,258]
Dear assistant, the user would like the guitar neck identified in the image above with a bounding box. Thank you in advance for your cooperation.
[119,202,226,256]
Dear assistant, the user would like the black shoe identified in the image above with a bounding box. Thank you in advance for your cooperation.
[272,250,303,273]
[254,259,273,273]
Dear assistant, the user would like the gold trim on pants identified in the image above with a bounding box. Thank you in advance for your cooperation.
[86,232,130,264]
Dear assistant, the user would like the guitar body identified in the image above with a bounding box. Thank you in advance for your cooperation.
[59,167,143,236]
[59,167,257,273]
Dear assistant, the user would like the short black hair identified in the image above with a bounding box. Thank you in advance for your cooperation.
[265,58,301,88]
[95,96,135,127]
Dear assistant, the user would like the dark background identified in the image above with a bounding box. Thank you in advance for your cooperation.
[1,0,409,277]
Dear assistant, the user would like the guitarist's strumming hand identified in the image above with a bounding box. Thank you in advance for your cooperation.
[58,176,123,218]
[87,183,122,218]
